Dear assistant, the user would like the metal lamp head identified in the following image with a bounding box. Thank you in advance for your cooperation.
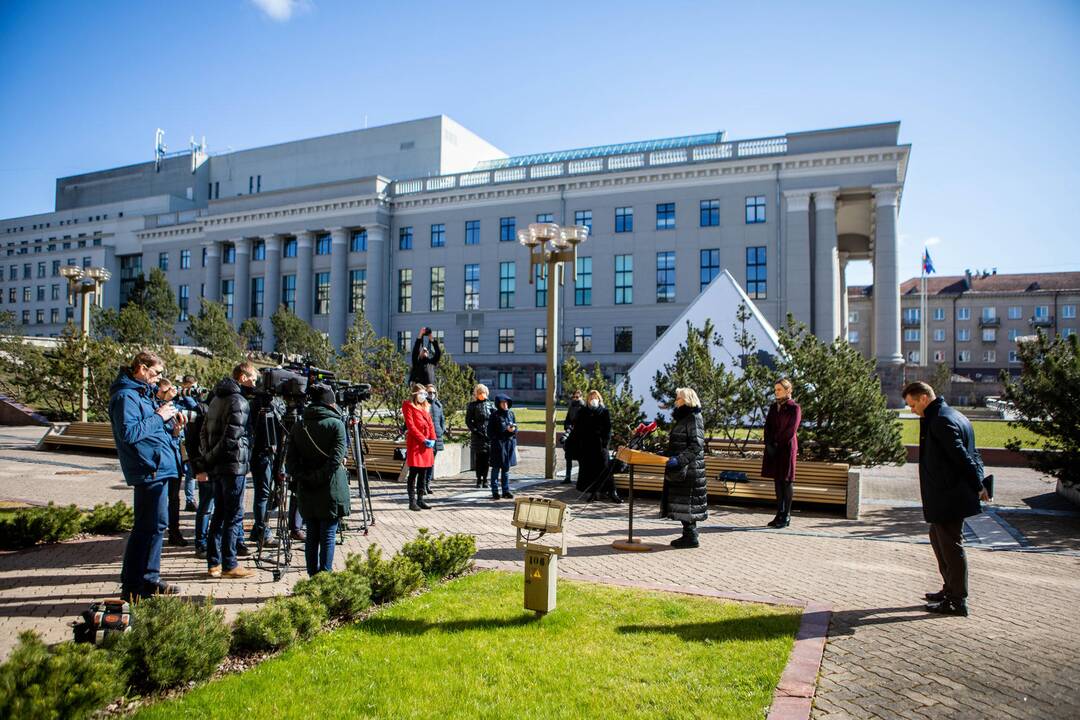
[85,267,111,282]
[60,265,84,280]
[562,224,589,247]
[517,228,541,249]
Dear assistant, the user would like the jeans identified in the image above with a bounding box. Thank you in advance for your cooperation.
[305,517,339,576]
[207,474,246,572]
[250,453,273,543]
[195,480,215,550]
[182,461,196,506]
[121,477,169,594]
[489,466,510,495]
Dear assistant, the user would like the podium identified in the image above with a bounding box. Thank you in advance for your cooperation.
[612,446,668,552]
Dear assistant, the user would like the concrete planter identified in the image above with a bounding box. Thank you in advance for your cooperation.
[434,443,472,478]
[1057,478,1080,508]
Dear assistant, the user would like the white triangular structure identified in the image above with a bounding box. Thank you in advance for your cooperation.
[625,269,782,419]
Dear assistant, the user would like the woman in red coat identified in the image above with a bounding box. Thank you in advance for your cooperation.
[762,378,801,528]
[402,384,436,512]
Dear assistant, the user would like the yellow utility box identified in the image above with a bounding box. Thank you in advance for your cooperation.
[512,497,569,615]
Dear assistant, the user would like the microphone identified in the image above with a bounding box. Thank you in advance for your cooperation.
[631,422,647,436]
[642,421,658,435]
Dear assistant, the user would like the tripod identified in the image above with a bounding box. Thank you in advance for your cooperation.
[339,401,375,536]
[256,403,301,581]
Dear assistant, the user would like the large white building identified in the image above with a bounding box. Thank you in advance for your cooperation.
[0,115,910,399]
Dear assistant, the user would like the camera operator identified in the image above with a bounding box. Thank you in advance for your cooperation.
[108,351,182,602]
[408,326,441,386]
[249,387,285,549]
[286,384,351,576]
[154,378,189,546]
[200,362,258,580]
[177,375,202,511]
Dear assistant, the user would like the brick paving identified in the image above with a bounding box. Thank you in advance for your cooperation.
[1,426,1079,718]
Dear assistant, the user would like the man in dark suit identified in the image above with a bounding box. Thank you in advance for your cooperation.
[903,381,989,617]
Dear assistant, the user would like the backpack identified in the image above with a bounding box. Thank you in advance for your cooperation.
[72,599,132,645]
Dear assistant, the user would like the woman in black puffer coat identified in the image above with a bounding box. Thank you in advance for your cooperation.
[661,387,707,548]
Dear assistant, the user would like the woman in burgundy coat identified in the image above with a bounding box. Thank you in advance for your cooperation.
[762,378,801,528]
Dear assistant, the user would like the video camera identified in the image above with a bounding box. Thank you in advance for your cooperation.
[330,380,372,407]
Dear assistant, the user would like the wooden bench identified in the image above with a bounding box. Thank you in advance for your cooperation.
[345,437,406,478]
[614,454,860,519]
[39,421,117,451]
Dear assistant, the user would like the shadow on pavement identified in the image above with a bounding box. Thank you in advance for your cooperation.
[828,605,945,636]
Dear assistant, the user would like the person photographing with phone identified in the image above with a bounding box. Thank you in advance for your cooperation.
[408,326,441,386]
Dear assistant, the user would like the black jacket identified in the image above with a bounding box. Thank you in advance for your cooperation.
[562,399,585,457]
[408,337,441,386]
[661,406,708,523]
[200,378,252,477]
[466,398,494,453]
[572,404,611,491]
[918,398,984,523]
[184,399,210,474]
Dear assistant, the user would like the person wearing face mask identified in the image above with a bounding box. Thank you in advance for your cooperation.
[574,390,620,503]
[154,378,189,547]
[561,390,584,484]
[402,383,436,511]
[466,384,494,488]
[486,394,518,500]
[762,378,802,529]
[661,387,707,548]
[424,384,445,495]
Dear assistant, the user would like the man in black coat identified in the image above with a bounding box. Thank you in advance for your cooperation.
[903,381,989,616]
[200,362,258,580]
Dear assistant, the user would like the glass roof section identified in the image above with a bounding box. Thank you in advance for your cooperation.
[475,131,726,170]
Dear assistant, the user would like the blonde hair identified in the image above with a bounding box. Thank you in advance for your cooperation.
[474,383,489,397]
[775,378,794,399]
[675,387,701,408]
[411,383,428,401]
[586,389,604,406]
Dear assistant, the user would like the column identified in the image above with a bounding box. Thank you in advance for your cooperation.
[232,237,251,328]
[262,234,282,351]
[839,251,851,342]
[329,227,349,347]
[872,184,903,365]
[294,230,314,323]
[813,188,840,341]
[202,240,221,304]
[365,224,388,337]
[783,190,813,328]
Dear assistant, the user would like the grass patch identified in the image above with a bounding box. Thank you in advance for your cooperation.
[898,418,1043,448]
[136,571,800,720]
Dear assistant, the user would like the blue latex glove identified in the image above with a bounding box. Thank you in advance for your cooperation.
[424,439,436,449]
[666,457,679,468]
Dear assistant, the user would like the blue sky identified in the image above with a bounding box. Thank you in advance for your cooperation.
[1,0,1078,285]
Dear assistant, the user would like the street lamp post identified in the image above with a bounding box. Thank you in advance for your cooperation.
[60,265,111,422]
[519,222,589,480]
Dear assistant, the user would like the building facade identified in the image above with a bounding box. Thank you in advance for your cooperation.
[848,271,1080,405]
[1,115,910,400]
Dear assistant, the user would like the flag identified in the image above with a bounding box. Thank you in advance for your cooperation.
[921,248,936,275]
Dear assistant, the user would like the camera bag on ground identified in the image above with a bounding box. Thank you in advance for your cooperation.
[72,598,132,644]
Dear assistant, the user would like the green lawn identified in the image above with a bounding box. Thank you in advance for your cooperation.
[898,418,1044,448]
[137,571,801,720]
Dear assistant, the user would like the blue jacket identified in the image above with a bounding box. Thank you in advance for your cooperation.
[108,369,182,485]
[487,395,518,470]
[430,398,446,451]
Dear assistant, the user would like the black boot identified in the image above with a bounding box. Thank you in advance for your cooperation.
[670,522,699,548]
[417,486,431,510]
[407,477,420,511]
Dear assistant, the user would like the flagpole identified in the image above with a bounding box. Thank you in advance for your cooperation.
[920,250,928,368]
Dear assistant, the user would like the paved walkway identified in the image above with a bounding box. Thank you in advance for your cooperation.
[1,427,1079,719]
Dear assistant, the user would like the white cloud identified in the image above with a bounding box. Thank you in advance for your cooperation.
[250,0,312,22]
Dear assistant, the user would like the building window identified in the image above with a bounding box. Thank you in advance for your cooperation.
[50,260,59,277]
[700,249,720,291]
[700,199,720,227]
[536,213,554,223]
[534,372,546,390]
[957,328,971,342]
[281,274,296,312]
[1034,305,1050,320]
[958,350,971,363]
[50,284,59,301]
[465,220,480,246]
[903,308,920,324]
[535,328,547,353]
[957,307,971,321]
[497,371,512,390]
[22,287,30,302]
[252,239,265,261]
[499,217,516,242]
[615,206,633,233]
[350,229,367,252]
[464,329,479,353]
[36,262,45,278]
[981,307,997,321]
[614,326,633,353]
[575,257,592,306]
[82,257,91,268]
[431,223,446,248]
[615,254,633,305]
[848,330,859,343]
[499,262,516,309]
[934,328,946,342]
[1009,350,1020,363]
[21,310,28,325]
[655,203,675,230]
[247,276,264,318]
[399,227,413,251]
[180,249,191,269]
[534,265,547,308]
[1064,305,1077,319]
[464,264,480,310]
[178,285,189,321]
[430,267,445,312]
[8,288,15,303]
[201,247,207,267]
[223,244,236,264]
[981,328,997,343]
[746,246,767,299]
[574,210,592,232]
[574,327,592,353]
[1008,329,1020,341]
[313,272,330,315]
[933,307,945,321]
[349,269,367,314]
[23,263,30,279]
[1008,306,1022,320]
[221,279,235,319]
[36,309,44,324]
[933,350,945,362]
[656,251,675,303]
[746,196,767,224]
[398,331,412,354]
[310,233,328,256]
[284,238,298,258]
[50,308,59,324]
[36,286,44,302]
[904,329,920,342]
[906,350,920,364]
[499,328,515,353]
[158,252,169,271]
[398,269,412,313]
[983,350,997,363]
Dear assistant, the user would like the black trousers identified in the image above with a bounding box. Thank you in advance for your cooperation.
[773,480,793,517]
[929,520,968,600]
[474,449,490,483]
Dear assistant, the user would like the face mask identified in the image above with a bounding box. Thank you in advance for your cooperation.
[589,400,600,409]
[416,392,428,403]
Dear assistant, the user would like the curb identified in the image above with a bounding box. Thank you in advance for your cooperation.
[474,565,832,720]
